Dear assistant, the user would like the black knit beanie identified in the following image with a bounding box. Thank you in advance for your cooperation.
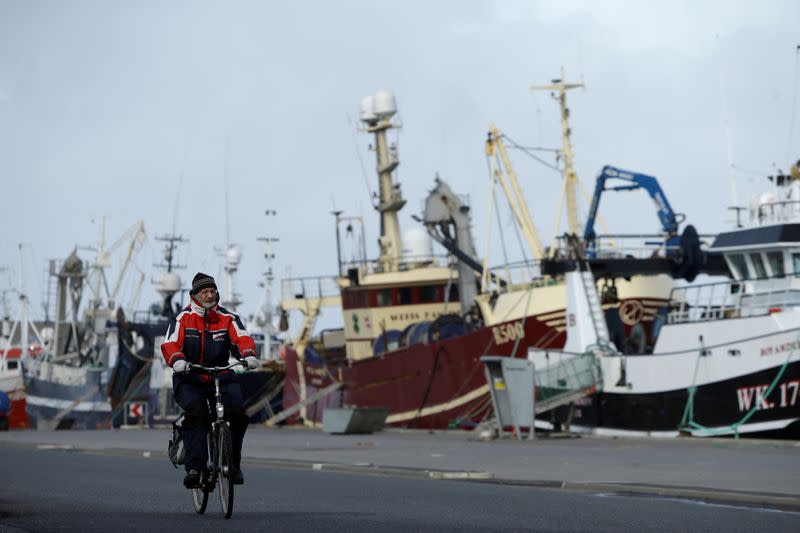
[190,272,217,296]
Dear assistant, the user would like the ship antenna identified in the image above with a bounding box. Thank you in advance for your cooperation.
[217,176,241,311]
[787,44,800,163]
[255,210,279,359]
[532,66,584,236]
[716,34,739,212]
[154,185,187,316]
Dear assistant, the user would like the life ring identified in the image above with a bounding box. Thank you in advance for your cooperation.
[619,300,644,326]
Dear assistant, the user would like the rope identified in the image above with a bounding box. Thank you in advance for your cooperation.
[408,346,445,428]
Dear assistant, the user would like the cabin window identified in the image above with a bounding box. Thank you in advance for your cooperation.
[342,289,369,309]
[418,285,439,303]
[727,254,748,280]
[7,360,17,370]
[376,289,393,307]
[750,253,767,279]
[398,287,413,305]
[446,284,459,302]
[766,251,785,278]
[793,253,800,276]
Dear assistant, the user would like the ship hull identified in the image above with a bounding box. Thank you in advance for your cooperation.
[283,312,566,430]
[565,360,800,438]
[24,366,111,430]
[530,313,800,438]
[1,349,31,429]
[285,306,800,437]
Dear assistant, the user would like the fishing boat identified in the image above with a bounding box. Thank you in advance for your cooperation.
[0,347,29,429]
[277,78,708,430]
[530,158,800,438]
[19,205,286,428]
[22,221,160,429]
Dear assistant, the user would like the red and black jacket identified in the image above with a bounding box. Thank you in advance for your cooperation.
[160,297,256,381]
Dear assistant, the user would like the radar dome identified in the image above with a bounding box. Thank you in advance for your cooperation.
[359,96,377,123]
[402,227,433,264]
[158,272,181,294]
[226,245,241,267]
[372,90,397,118]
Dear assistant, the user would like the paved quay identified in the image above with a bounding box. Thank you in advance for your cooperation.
[2,426,799,510]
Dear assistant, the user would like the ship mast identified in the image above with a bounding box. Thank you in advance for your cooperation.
[532,67,584,235]
[153,233,186,317]
[255,209,279,360]
[360,91,406,272]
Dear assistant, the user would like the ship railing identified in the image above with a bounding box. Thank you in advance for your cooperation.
[667,276,800,324]
[552,233,698,260]
[753,200,800,226]
[583,234,683,260]
[483,260,547,293]
[280,276,341,308]
[338,252,454,277]
[481,235,682,293]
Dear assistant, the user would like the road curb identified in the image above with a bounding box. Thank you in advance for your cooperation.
[244,457,800,511]
[10,439,800,512]
[244,456,800,511]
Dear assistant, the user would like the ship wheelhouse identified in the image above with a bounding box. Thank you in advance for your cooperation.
[667,168,800,327]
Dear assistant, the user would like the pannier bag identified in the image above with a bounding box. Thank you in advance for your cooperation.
[167,414,185,468]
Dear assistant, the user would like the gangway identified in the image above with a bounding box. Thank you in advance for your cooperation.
[482,351,601,438]
[533,352,601,414]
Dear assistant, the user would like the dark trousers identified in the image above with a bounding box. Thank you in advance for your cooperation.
[174,377,248,472]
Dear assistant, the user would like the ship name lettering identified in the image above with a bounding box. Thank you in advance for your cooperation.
[736,379,800,412]
[492,321,525,345]
[761,341,800,357]
[389,312,422,322]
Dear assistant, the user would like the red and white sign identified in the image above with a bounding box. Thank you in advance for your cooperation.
[127,402,146,419]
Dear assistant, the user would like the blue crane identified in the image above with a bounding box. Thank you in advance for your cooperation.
[583,165,684,258]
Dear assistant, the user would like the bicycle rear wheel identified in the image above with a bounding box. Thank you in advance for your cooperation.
[217,423,234,519]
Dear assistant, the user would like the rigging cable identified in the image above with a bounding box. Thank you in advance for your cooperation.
[501,133,562,173]
[787,45,800,163]
[347,114,377,209]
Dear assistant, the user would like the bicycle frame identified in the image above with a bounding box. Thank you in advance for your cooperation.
[186,361,244,518]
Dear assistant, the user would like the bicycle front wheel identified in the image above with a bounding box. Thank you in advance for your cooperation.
[217,423,234,519]
[192,483,209,514]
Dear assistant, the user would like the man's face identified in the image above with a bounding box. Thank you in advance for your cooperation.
[197,287,217,306]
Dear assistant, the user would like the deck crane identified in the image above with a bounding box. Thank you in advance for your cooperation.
[543,165,728,282]
[485,125,545,261]
[583,165,683,258]
[86,219,147,312]
[107,221,147,309]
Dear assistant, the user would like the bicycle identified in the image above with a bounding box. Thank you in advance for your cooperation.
[184,361,242,519]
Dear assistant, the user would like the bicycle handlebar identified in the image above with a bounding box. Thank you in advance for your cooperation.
[186,361,245,374]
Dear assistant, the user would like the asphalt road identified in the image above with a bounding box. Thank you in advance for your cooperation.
[1,447,798,532]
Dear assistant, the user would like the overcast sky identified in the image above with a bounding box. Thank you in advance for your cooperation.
[1,1,798,329]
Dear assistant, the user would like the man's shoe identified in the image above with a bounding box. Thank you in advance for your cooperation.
[184,469,202,489]
[230,468,244,485]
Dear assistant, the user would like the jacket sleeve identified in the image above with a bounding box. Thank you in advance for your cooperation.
[161,314,186,366]
[228,314,256,358]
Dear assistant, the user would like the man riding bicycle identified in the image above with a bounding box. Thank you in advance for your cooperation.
[161,272,259,489]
